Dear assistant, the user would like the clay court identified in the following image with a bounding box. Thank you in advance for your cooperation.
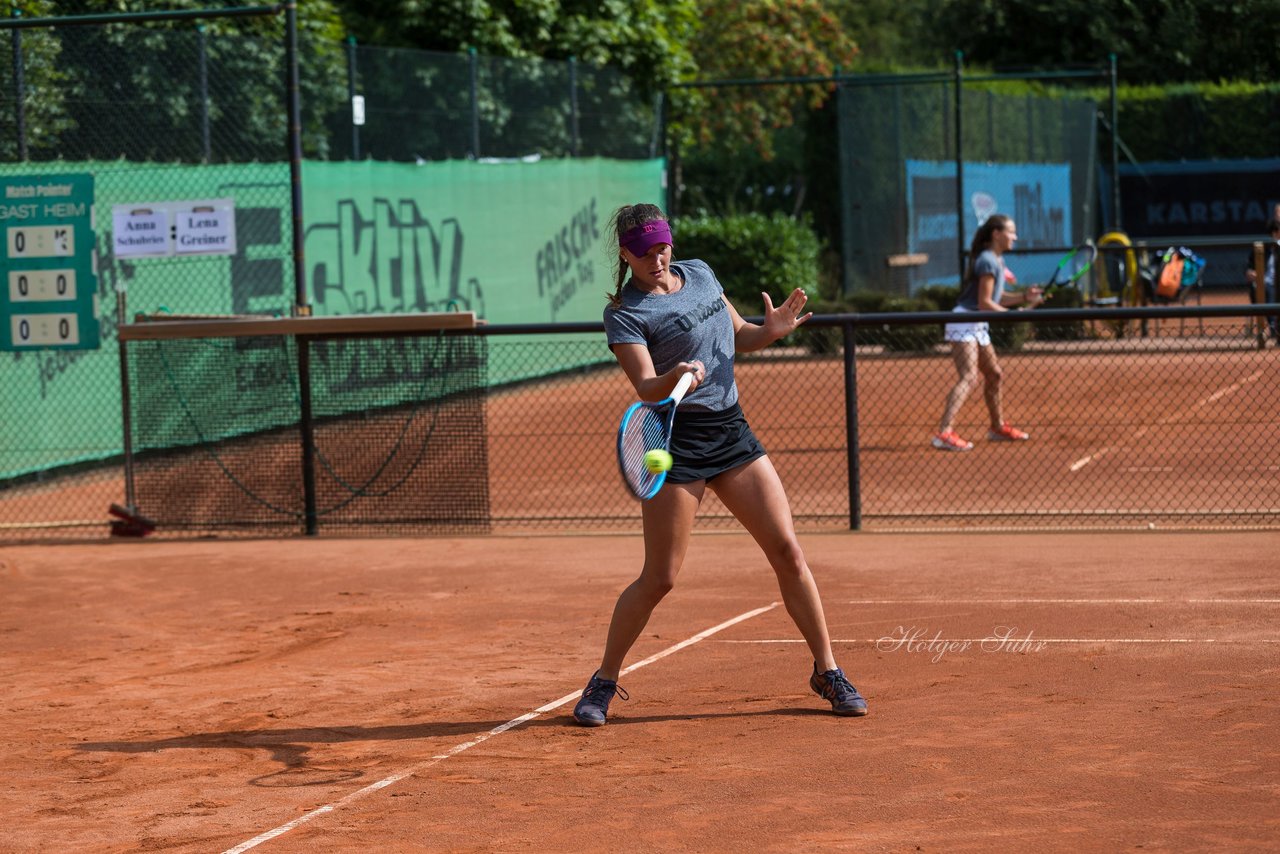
[2,304,1277,852]
[2,529,1276,852]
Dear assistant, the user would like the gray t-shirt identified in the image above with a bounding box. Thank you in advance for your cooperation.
[957,249,1006,310]
[603,259,738,412]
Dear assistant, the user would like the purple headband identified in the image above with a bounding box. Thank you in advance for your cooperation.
[620,221,673,256]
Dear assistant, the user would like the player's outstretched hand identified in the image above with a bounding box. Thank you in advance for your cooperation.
[762,288,813,340]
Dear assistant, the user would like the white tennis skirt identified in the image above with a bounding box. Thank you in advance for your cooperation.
[943,306,990,346]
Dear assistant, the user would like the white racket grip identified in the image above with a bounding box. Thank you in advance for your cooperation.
[670,370,696,405]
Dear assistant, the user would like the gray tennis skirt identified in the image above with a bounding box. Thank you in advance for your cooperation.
[666,403,766,484]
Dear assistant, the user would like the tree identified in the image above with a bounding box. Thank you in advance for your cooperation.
[666,0,859,225]
[337,0,700,103]
[678,0,858,160]
[829,0,940,72]
[923,0,1280,86]
[6,0,347,162]
[0,1,67,161]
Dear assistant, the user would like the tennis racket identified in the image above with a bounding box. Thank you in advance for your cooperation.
[616,371,695,500]
[1044,242,1098,289]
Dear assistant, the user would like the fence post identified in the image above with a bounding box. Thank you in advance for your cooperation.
[1109,53,1121,231]
[1025,93,1033,160]
[568,55,579,157]
[11,7,25,161]
[197,24,211,162]
[346,35,360,160]
[1254,241,1267,348]
[836,70,849,296]
[954,51,965,282]
[469,46,480,158]
[842,320,862,530]
[283,1,316,534]
[650,89,664,160]
[986,88,995,160]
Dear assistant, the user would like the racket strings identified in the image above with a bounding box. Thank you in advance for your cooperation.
[1068,246,1096,280]
[620,405,668,495]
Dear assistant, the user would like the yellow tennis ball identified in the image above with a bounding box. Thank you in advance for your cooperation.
[644,449,673,474]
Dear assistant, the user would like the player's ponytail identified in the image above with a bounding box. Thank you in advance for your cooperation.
[964,213,1010,287]
[606,203,668,308]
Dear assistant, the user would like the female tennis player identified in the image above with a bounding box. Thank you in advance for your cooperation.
[571,203,868,726]
[933,214,1042,452]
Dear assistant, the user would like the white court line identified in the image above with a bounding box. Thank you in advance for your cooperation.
[223,602,778,854]
[1068,369,1265,472]
[842,598,1280,604]
[718,638,1280,645]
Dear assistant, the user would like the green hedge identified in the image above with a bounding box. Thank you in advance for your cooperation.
[673,212,824,313]
[1087,81,1280,162]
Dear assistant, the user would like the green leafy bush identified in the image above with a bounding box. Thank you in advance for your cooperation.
[674,212,824,314]
[1073,81,1280,162]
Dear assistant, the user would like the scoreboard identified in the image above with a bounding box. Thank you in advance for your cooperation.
[0,173,99,351]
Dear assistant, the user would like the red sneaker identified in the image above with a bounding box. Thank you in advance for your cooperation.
[988,422,1030,441]
[931,430,973,451]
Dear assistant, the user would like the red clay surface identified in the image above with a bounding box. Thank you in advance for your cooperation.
[2,531,1277,852]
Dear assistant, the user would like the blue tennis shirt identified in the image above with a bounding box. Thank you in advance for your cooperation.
[603,259,738,413]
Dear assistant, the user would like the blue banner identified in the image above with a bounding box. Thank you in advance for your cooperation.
[906,160,1073,288]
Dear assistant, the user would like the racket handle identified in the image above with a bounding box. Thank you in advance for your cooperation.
[670,370,696,404]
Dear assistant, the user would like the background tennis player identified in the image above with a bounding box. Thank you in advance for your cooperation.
[933,214,1043,452]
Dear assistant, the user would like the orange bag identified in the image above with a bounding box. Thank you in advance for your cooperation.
[1156,252,1184,299]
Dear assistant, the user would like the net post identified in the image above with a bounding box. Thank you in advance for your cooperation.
[117,288,137,512]
[842,320,862,531]
[297,334,318,535]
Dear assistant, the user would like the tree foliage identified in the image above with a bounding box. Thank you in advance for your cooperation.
[828,0,940,71]
[6,0,348,161]
[338,0,699,103]
[675,0,858,160]
[0,1,66,160]
[924,0,1280,85]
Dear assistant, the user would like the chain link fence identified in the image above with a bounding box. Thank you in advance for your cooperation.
[837,73,1100,297]
[1,10,300,537]
[3,303,1276,540]
[333,44,658,162]
[4,13,1273,540]
[0,10,657,538]
[668,66,1112,300]
[483,306,1277,533]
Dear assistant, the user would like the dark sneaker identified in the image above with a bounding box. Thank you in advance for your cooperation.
[572,673,628,727]
[810,665,868,717]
